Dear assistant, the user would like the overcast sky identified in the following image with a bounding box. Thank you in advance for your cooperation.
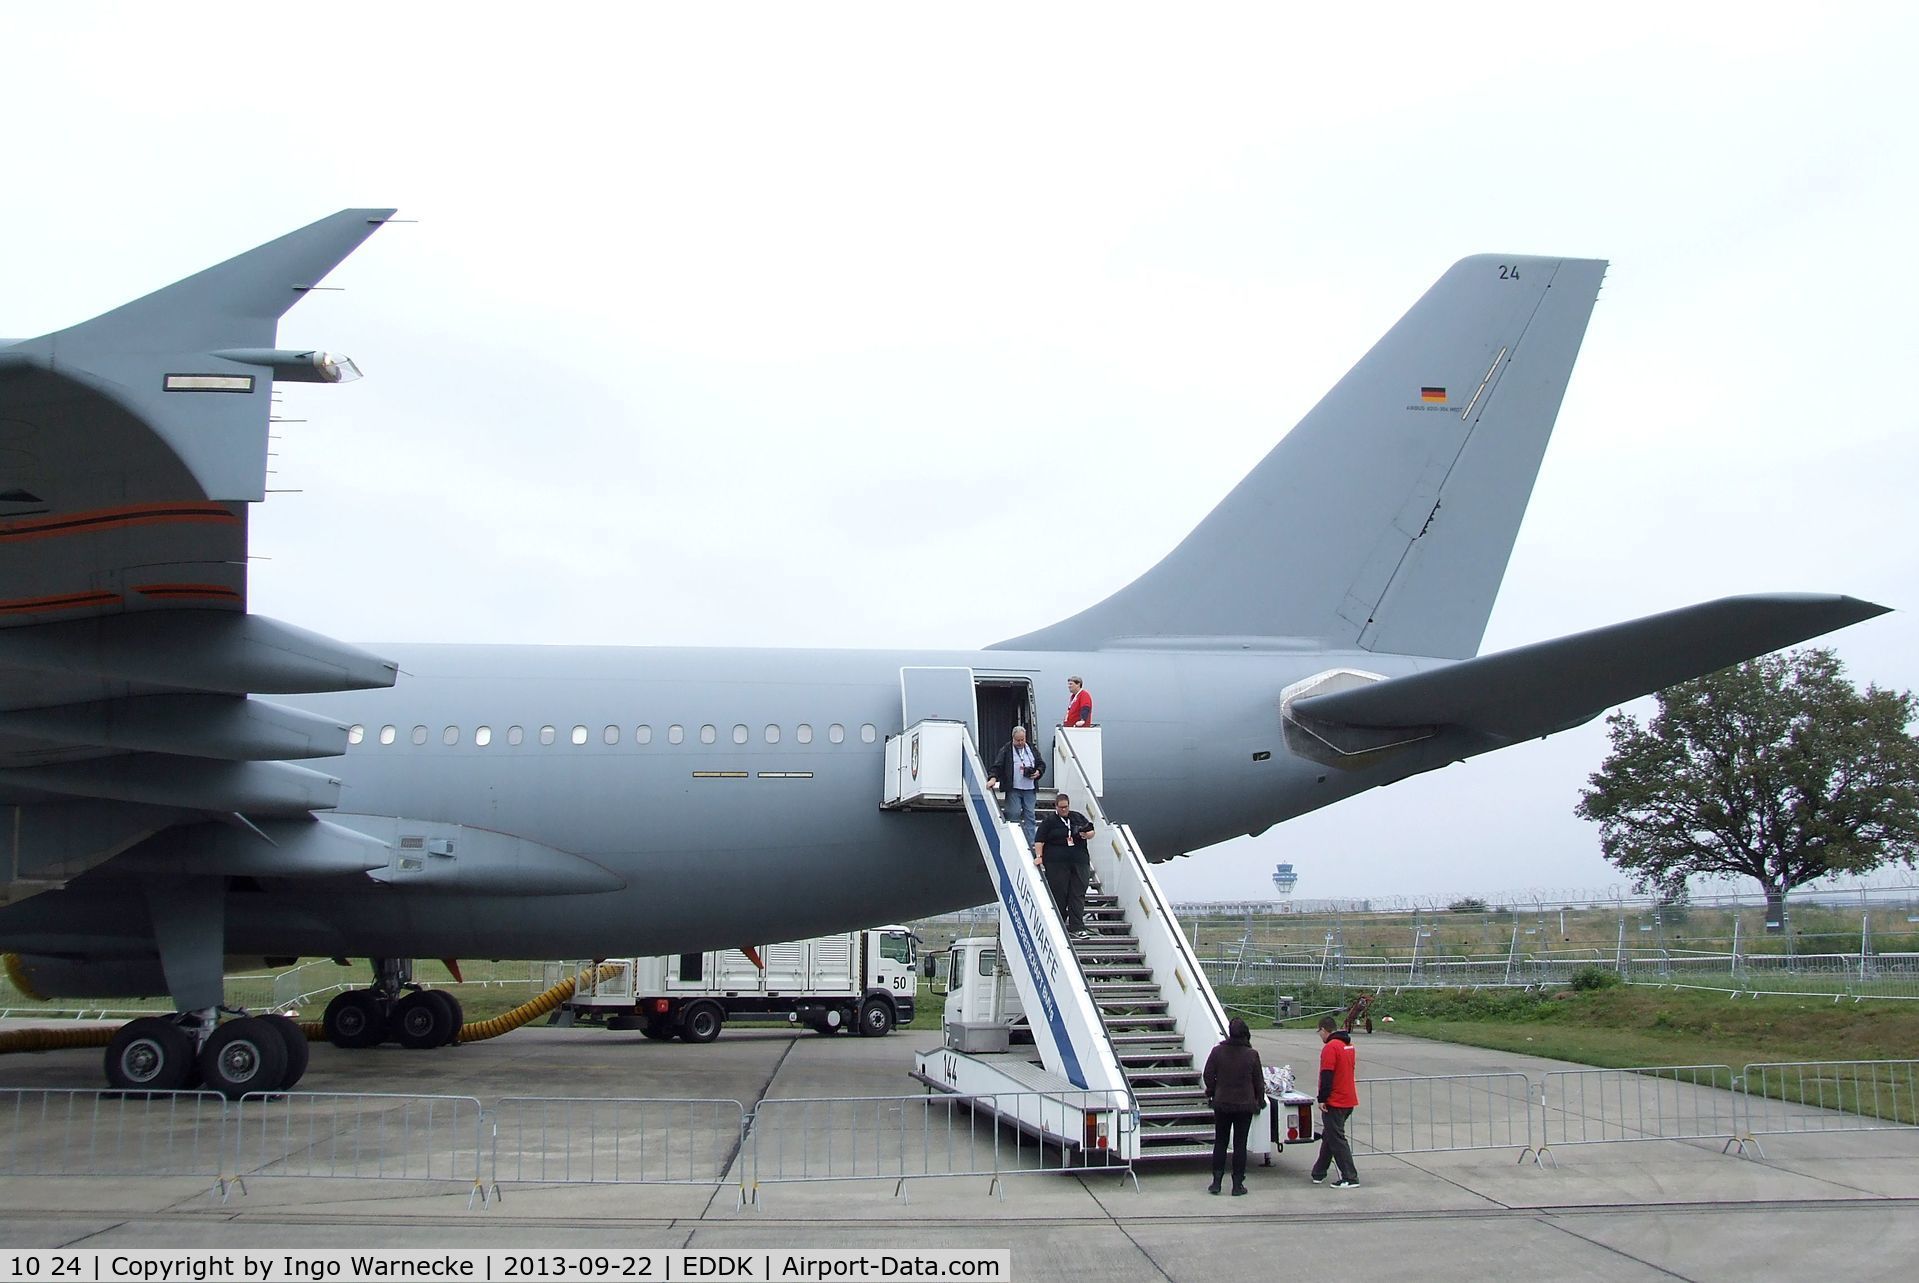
[4,4,1916,905]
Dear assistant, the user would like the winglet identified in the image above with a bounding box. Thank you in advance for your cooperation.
[38,209,397,356]
[2,209,396,504]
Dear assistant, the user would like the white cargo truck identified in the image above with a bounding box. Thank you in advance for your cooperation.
[559,926,918,1042]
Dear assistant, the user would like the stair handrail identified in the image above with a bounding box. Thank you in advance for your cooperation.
[955,724,1131,1098]
[1052,729,1233,1060]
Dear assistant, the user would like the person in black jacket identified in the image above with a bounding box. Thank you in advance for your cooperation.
[1202,1017,1264,1196]
[1033,792,1095,936]
[985,726,1045,845]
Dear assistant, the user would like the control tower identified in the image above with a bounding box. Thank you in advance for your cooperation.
[1272,862,1298,900]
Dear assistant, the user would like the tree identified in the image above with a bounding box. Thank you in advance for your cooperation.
[1577,649,1919,931]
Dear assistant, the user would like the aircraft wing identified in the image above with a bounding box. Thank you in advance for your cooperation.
[0,211,400,901]
[1287,594,1890,754]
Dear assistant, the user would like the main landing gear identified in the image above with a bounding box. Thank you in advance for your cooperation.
[103,1010,309,1098]
[101,876,312,1099]
[320,958,464,1051]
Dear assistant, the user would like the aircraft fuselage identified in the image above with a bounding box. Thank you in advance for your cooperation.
[0,643,1453,961]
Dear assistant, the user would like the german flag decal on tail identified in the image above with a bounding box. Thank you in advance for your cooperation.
[1420,387,1447,403]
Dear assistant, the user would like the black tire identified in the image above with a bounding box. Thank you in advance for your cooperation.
[393,990,455,1049]
[423,991,464,1045]
[678,1001,723,1044]
[640,1023,675,1041]
[257,1014,310,1090]
[198,1017,291,1100]
[857,998,895,1038]
[323,989,388,1049]
[104,1017,197,1092]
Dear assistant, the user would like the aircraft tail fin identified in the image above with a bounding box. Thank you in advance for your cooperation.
[995,255,1607,658]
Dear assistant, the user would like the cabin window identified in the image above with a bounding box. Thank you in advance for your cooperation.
[411,725,429,746]
[603,725,620,745]
[474,726,492,747]
[796,723,812,744]
[699,724,717,744]
[764,724,780,744]
[507,725,524,745]
[860,723,877,743]
[442,726,460,746]
[977,948,999,978]
[668,724,685,745]
[635,724,653,744]
[732,724,748,745]
[879,933,913,964]
[571,725,588,746]
[539,725,557,746]
[379,725,397,746]
[347,724,365,745]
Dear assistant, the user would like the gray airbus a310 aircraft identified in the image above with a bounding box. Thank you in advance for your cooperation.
[0,211,1885,1093]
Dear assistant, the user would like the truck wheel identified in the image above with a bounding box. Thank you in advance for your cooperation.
[857,998,895,1037]
[679,1002,723,1044]
[641,1024,674,1041]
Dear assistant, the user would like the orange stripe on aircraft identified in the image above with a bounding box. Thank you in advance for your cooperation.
[0,590,123,615]
[134,583,244,602]
[0,502,239,543]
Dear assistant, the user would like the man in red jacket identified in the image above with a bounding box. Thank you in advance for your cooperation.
[1312,1015,1360,1187]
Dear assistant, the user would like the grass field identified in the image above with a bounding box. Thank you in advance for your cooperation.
[1209,979,1919,1123]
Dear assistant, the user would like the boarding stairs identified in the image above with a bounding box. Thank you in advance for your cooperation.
[884,666,1259,1162]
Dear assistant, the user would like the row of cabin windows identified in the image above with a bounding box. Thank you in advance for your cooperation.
[345,722,881,748]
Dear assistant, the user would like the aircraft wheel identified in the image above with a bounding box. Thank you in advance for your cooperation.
[323,989,388,1049]
[198,1017,290,1100]
[422,991,463,1045]
[857,998,895,1038]
[640,1024,675,1041]
[394,990,455,1049]
[679,1002,723,1044]
[257,1014,310,1090]
[104,1017,197,1092]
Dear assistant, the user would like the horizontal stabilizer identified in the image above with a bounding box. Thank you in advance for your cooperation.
[1289,594,1890,749]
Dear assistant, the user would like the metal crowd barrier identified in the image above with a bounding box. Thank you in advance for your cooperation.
[0,1089,229,1185]
[6,1062,1916,1200]
[1741,1060,1919,1135]
[490,1096,747,1203]
[1347,1072,1539,1163]
[234,1091,491,1207]
[1537,1065,1755,1159]
[743,1090,1135,1206]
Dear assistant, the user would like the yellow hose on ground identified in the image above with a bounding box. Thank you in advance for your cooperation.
[0,1025,116,1053]
[3,964,621,1054]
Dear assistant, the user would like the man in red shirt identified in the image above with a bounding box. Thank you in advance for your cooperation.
[1063,676,1093,727]
[1312,1015,1360,1187]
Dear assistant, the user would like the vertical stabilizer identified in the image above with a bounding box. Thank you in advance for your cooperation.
[996,255,1606,659]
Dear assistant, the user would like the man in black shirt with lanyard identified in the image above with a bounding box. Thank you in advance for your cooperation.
[1034,792,1095,938]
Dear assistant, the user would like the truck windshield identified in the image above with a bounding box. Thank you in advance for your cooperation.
[879,932,914,965]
